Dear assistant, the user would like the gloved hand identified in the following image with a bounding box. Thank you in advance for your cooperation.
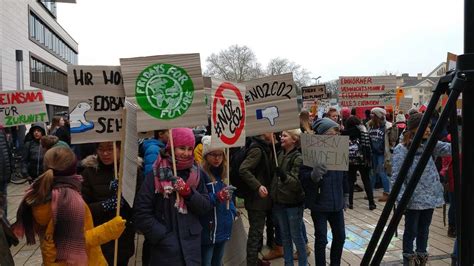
[344,193,350,211]
[172,177,192,197]
[311,161,327,184]
[109,179,118,193]
[216,185,237,202]
[103,216,126,240]
[101,197,124,212]
[275,167,287,182]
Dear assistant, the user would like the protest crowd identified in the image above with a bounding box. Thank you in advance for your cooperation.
[0,104,460,266]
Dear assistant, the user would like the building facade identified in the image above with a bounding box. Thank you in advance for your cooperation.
[0,0,77,118]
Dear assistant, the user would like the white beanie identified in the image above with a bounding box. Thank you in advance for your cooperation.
[396,114,406,123]
[201,136,224,157]
[371,107,386,119]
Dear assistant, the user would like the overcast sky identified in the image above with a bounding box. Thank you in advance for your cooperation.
[57,0,464,82]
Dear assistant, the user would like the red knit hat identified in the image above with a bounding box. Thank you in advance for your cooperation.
[341,107,351,120]
[165,128,195,150]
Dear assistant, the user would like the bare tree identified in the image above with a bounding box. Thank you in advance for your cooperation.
[205,45,263,82]
[266,57,312,88]
[324,79,339,98]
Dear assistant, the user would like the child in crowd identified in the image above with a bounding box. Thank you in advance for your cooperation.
[134,128,211,265]
[391,113,451,265]
[13,146,126,265]
[199,136,237,266]
[270,129,307,265]
[300,118,349,266]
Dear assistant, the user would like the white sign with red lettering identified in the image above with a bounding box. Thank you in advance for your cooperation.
[338,76,397,107]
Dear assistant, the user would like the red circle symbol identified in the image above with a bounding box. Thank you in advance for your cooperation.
[212,82,246,145]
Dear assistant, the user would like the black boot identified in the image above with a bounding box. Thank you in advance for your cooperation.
[415,252,428,266]
[403,253,416,266]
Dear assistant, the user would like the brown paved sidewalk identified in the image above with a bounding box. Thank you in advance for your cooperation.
[7,183,454,265]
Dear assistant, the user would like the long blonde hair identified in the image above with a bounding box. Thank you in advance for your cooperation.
[25,147,76,205]
[299,110,313,133]
[202,152,228,183]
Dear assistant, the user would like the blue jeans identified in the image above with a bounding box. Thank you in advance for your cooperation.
[274,218,308,246]
[201,242,226,266]
[403,209,434,254]
[370,153,390,193]
[274,206,307,266]
[311,210,345,266]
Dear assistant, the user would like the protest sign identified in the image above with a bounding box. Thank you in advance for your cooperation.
[121,101,138,207]
[244,73,299,136]
[302,84,326,102]
[301,133,349,171]
[67,65,125,144]
[398,97,413,113]
[120,53,207,132]
[210,78,246,148]
[339,76,397,108]
[0,90,48,127]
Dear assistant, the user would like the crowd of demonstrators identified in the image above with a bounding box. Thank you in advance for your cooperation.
[391,112,451,265]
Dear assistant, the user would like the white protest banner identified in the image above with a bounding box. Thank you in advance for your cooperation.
[301,133,349,171]
[120,53,207,132]
[302,84,326,102]
[244,73,299,136]
[398,97,413,113]
[121,101,138,207]
[68,65,125,144]
[338,76,397,108]
[0,90,48,127]
[210,78,246,149]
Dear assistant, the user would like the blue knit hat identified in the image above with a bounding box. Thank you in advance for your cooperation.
[313,118,340,135]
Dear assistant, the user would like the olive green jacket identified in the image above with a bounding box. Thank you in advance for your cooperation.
[270,148,305,206]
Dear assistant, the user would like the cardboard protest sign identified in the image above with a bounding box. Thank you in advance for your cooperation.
[67,65,125,144]
[339,76,397,108]
[244,73,299,136]
[301,133,349,171]
[0,90,48,127]
[120,54,207,132]
[302,84,326,102]
[398,97,413,113]
[210,78,246,149]
[121,101,138,207]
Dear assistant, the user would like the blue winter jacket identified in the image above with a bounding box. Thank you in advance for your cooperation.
[141,139,166,176]
[200,167,237,245]
[299,165,349,212]
[391,141,451,210]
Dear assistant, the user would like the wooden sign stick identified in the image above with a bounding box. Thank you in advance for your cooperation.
[271,134,279,167]
[168,129,180,202]
[226,148,230,210]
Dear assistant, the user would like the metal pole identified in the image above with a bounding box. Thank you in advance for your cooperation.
[371,77,463,265]
[361,77,449,265]
[449,102,461,263]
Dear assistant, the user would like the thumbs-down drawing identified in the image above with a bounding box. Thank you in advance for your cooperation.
[256,106,279,126]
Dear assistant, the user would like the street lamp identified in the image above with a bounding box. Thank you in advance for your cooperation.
[312,76,321,84]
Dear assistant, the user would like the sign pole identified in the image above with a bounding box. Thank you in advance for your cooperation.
[168,129,180,202]
[226,148,230,210]
[271,133,279,167]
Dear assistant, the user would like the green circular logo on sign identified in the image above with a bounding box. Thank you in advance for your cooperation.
[135,63,194,120]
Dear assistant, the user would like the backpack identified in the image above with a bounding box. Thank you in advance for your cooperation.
[348,138,364,165]
[229,140,269,198]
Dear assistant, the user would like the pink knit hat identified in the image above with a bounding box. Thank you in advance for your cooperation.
[341,107,351,120]
[165,128,195,150]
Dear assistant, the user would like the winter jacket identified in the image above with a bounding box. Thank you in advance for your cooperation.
[0,129,12,185]
[368,121,398,175]
[141,138,166,176]
[391,141,451,210]
[239,137,274,211]
[31,202,121,266]
[270,148,304,206]
[342,125,372,167]
[21,123,46,179]
[80,155,141,265]
[299,166,349,212]
[200,167,237,245]
[134,166,212,266]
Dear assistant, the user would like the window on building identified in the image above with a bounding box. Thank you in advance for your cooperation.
[29,11,78,64]
[39,0,57,17]
[30,56,68,94]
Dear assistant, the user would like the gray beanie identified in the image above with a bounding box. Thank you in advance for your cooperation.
[408,108,419,116]
[407,112,423,130]
[313,118,340,135]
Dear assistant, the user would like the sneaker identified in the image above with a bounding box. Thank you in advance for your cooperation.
[10,174,28,184]
[263,245,283,260]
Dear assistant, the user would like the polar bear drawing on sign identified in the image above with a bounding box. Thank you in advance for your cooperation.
[70,102,94,133]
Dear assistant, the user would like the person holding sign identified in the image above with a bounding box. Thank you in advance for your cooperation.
[13,146,126,265]
[299,118,349,266]
[199,136,237,266]
[134,128,211,265]
[80,142,138,266]
[270,129,307,266]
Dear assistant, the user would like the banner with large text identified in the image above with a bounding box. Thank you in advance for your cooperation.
[120,53,207,132]
[244,73,299,136]
[0,90,48,127]
[301,133,349,171]
[338,76,397,108]
[210,78,246,149]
